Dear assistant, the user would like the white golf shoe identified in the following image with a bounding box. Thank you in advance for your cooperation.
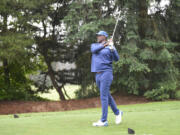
[115,111,123,124]
[92,120,108,127]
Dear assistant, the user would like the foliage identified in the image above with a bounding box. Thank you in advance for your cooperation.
[0,0,179,101]
[0,0,42,100]
[65,0,180,100]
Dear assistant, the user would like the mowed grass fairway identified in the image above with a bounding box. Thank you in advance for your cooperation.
[0,101,180,135]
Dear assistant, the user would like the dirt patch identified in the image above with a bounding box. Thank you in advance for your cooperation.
[0,94,149,115]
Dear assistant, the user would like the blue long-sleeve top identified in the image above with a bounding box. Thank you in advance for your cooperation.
[91,43,120,72]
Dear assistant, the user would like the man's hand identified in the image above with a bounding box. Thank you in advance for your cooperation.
[108,38,113,43]
[108,38,115,51]
[103,42,109,47]
[103,38,114,47]
[108,38,114,46]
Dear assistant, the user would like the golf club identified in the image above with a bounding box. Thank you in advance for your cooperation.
[108,10,121,49]
[112,11,121,41]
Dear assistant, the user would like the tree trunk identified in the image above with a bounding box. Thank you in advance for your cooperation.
[62,85,71,100]
[40,18,66,101]
[3,59,10,86]
[2,15,10,86]
[45,58,66,101]
[138,0,148,39]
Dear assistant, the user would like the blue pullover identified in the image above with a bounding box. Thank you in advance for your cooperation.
[91,43,120,72]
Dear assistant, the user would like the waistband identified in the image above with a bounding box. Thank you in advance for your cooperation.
[95,70,112,74]
[96,72,102,74]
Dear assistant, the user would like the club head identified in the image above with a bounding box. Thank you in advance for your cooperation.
[128,128,135,134]
[14,114,19,118]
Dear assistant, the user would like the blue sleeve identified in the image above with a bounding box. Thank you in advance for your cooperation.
[91,43,104,53]
[112,48,119,62]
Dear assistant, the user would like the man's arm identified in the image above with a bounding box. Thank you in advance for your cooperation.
[112,48,120,62]
[91,43,104,53]
[108,38,119,61]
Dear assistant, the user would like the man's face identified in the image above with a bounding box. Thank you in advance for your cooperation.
[97,35,106,43]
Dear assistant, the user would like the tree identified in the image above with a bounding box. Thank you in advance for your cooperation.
[63,0,118,98]
[64,0,180,100]
[0,0,37,100]
[113,0,179,100]
[23,0,77,100]
[0,0,179,101]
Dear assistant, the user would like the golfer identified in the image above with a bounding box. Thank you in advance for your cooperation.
[91,31,123,127]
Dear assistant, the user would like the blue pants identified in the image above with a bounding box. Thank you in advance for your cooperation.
[95,71,119,122]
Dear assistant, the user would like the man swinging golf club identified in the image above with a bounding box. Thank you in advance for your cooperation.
[91,30,123,127]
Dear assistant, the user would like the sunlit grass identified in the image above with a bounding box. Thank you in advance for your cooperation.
[37,84,80,101]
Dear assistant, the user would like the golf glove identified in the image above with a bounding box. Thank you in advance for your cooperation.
[109,41,115,51]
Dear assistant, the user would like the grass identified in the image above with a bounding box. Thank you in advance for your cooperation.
[37,84,80,101]
[0,101,180,135]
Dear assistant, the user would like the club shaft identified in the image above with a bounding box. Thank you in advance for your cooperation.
[112,12,120,40]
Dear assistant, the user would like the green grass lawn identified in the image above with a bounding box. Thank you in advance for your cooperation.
[0,101,180,135]
[37,84,80,101]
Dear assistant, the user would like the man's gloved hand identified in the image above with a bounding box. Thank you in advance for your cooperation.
[108,38,115,51]
[109,41,114,50]
[103,38,115,51]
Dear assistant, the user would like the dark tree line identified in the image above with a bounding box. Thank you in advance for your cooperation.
[0,0,179,101]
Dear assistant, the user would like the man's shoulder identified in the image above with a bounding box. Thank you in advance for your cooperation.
[91,43,100,46]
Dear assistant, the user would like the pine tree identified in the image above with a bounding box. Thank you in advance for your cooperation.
[0,0,36,100]
[113,0,179,100]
